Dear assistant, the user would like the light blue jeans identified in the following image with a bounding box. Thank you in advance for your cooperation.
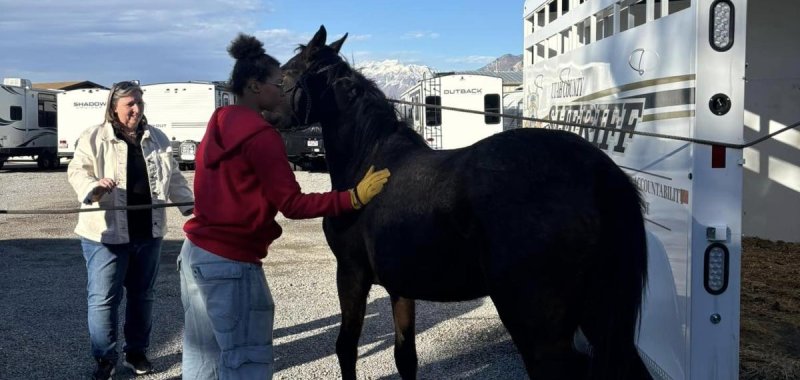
[178,239,275,379]
[81,237,162,362]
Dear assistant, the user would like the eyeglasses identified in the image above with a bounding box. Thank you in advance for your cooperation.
[268,80,283,91]
[112,80,141,91]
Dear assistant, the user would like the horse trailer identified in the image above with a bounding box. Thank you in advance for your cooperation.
[141,81,234,170]
[523,0,798,378]
[0,78,60,169]
[399,73,504,149]
[56,88,109,160]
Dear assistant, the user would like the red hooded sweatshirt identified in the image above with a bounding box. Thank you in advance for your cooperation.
[184,105,352,264]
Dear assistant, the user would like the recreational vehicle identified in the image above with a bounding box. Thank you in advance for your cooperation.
[56,88,109,160]
[141,81,234,170]
[0,78,59,169]
[523,0,799,378]
[399,73,504,149]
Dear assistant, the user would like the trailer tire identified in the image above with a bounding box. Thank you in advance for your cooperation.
[37,152,58,170]
[0,155,7,170]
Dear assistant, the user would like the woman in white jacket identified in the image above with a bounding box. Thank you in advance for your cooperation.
[67,81,194,380]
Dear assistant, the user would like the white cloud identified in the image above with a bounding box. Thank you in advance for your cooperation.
[0,1,294,85]
[445,55,497,65]
[401,31,440,40]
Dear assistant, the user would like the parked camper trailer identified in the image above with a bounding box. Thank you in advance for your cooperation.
[523,0,799,378]
[399,73,504,149]
[0,78,59,170]
[56,88,109,160]
[141,81,233,169]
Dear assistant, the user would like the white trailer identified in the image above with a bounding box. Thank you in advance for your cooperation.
[56,88,109,160]
[141,81,234,169]
[521,0,793,378]
[0,78,60,169]
[399,73,504,149]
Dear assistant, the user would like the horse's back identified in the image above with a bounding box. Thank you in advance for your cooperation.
[462,127,644,285]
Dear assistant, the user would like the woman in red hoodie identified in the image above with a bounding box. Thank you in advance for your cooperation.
[180,34,390,379]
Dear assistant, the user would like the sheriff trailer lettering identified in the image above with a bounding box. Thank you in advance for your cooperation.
[544,100,644,155]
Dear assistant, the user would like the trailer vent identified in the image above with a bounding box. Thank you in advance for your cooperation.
[704,243,729,295]
[710,0,734,51]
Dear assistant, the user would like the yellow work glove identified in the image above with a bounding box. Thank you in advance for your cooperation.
[349,165,391,209]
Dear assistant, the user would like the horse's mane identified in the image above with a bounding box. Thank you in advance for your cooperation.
[313,49,428,167]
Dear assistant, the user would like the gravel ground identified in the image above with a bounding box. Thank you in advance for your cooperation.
[0,161,524,380]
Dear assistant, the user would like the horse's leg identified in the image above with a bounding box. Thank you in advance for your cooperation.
[335,264,372,380]
[389,294,417,379]
[490,280,588,380]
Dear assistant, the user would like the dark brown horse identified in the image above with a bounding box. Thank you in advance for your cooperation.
[269,26,652,380]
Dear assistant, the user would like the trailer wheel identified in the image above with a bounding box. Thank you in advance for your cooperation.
[37,152,58,170]
[0,155,7,170]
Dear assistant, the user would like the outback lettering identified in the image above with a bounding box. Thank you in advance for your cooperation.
[443,88,483,95]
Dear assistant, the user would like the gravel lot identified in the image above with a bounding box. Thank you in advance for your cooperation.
[0,161,524,379]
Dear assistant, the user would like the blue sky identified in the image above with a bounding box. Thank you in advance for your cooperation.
[0,0,523,87]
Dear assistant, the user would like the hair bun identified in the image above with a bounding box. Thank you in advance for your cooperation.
[228,33,265,60]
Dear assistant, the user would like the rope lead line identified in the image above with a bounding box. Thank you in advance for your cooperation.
[3,102,797,215]
[388,99,800,150]
[0,202,194,215]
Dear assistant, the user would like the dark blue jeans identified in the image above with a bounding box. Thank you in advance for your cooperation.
[81,237,162,362]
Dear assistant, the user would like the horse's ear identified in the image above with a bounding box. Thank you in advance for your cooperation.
[329,33,348,54]
[308,25,328,52]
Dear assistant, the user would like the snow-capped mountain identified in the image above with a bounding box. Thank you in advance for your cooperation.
[357,54,523,99]
[355,60,433,99]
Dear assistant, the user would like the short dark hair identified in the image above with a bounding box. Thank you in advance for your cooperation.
[227,33,280,96]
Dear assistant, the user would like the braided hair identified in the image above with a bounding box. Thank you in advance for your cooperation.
[227,33,280,96]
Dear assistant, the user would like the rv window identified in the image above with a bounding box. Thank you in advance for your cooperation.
[484,94,501,125]
[425,96,441,126]
[38,95,57,129]
[10,106,23,121]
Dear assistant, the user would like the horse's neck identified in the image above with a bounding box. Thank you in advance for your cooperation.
[322,118,426,189]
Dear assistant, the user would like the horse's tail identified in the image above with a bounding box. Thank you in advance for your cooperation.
[583,167,652,380]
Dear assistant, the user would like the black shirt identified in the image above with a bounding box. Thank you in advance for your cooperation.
[116,128,153,240]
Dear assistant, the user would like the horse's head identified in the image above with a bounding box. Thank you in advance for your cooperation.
[269,25,349,131]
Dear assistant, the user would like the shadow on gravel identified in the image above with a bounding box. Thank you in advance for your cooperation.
[272,289,525,378]
[0,238,186,380]
[1,238,524,379]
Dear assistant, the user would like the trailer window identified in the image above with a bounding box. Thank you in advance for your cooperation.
[9,106,22,121]
[38,94,57,129]
[595,5,615,41]
[425,96,441,126]
[619,0,647,32]
[484,94,501,124]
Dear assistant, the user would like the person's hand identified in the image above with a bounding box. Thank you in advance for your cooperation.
[349,166,390,209]
[90,178,117,202]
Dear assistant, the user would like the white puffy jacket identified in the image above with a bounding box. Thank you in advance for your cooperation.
[67,122,194,243]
